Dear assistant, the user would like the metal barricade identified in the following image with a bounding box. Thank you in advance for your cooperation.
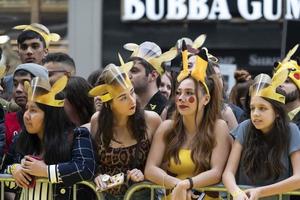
[0,174,104,200]
[3,175,300,200]
[123,181,300,200]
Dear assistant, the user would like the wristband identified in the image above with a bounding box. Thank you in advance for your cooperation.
[187,177,193,190]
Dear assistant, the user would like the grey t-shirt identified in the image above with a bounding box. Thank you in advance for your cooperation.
[232,120,300,199]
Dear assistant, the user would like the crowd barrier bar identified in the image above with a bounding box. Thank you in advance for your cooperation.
[2,175,300,200]
[123,181,300,200]
[0,174,104,200]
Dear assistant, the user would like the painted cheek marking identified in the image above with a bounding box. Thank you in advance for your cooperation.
[188,96,195,103]
[294,73,300,80]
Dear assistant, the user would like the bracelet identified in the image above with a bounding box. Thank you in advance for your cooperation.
[187,177,193,190]
[231,189,243,197]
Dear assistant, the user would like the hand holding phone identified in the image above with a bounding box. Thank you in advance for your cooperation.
[95,173,125,191]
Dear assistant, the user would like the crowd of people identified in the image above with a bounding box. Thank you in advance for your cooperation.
[0,23,300,200]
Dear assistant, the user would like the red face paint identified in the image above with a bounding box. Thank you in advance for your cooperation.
[294,73,300,80]
[188,96,195,103]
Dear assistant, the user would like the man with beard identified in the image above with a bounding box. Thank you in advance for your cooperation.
[279,59,300,129]
[125,41,168,115]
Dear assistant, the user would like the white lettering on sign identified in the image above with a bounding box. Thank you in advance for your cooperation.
[218,56,236,64]
[249,55,280,66]
[208,0,231,20]
[187,0,209,20]
[121,0,300,21]
[264,0,282,20]
[237,0,262,20]
[122,0,145,20]
[166,0,188,20]
[285,0,300,19]
[146,0,164,20]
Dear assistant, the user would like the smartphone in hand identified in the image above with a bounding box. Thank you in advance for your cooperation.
[98,173,125,191]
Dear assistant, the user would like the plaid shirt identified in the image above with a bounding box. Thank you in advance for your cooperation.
[2,127,96,200]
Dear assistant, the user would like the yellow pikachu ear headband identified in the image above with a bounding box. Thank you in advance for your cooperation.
[14,23,60,48]
[24,75,68,107]
[88,63,133,102]
[250,68,289,104]
[177,40,210,97]
[273,44,300,90]
[175,34,207,54]
[123,42,177,75]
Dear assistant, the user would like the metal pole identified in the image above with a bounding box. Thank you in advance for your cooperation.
[30,0,41,23]
[281,0,287,58]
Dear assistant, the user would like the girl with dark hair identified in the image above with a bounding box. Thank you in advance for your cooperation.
[64,76,95,127]
[223,71,300,200]
[90,63,161,199]
[3,76,96,199]
[145,47,231,200]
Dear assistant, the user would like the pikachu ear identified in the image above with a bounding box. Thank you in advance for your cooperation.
[51,75,68,94]
[192,34,206,49]
[123,43,139,51]
[120,61,134,74]
[13,25,28,30]
[123,43,139,57]
[24,81,32,100]
[88,84,108,97]
[118,52,125,66]
[177,40,189,82]
[197,48,208,62]
[49,33,60,42]
[282,44,299,63]
[158,49,178,61]
[150,49,177,75]
[271,68,289,88]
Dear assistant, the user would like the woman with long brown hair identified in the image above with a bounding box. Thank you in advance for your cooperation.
[90,63,161,199]
[145,44,231,200]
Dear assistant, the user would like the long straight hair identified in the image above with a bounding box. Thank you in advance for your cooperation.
[95,72,147,156]
[16,102,72,164]
[241,97,290,181]
[164,74,222,174]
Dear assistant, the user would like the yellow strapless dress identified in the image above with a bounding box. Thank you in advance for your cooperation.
[164,149,220,200]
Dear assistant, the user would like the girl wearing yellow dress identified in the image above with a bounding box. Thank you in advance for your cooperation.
[145,42,232,200]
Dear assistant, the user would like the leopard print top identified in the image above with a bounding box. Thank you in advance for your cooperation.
[97,137,150,195]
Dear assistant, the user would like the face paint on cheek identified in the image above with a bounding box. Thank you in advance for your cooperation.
[188,96,195,103]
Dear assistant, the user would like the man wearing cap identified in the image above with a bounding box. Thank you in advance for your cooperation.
[278,59,300,129]
[14,23,60,65]
[125,41,169,115]
[0,63,48,161]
